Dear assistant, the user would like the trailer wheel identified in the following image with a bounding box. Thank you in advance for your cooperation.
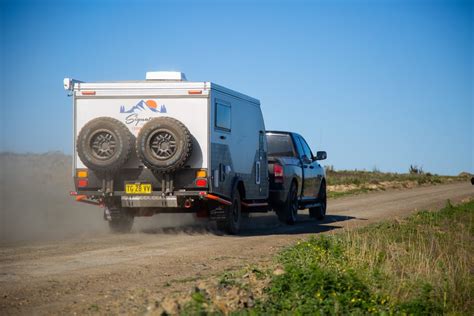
[107,206,134,233]
[309,181,326,220]
[217,189,242,235]
[275,181,298,225]
[136,117,192,173]
[77,117,133,172]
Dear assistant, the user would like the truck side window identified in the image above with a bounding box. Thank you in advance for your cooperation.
[293,135,305,158]
[215,102,231,132]
[298,136,314,160]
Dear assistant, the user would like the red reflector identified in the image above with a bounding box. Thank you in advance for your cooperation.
[81,91,96,95]
[196,178,208,187]
[188,90,202,95]
[78,179,88,187]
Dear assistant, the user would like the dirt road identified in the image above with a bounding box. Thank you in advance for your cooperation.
[1,182,472,315]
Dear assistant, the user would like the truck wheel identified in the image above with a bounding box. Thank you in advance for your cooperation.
[77,117,133,172]
[136,117,192,173]
[309,181,326,220]
[107,206,134,233]
[276,181,298,225]
[216,189,242,234]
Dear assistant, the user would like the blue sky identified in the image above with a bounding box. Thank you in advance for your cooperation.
[0,0,472,175]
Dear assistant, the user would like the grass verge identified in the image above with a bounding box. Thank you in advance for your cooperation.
[326,169,470,199]
[178,200,473,315]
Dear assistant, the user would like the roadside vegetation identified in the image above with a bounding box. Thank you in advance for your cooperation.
[325,165,471,198]
[168,200,473,315]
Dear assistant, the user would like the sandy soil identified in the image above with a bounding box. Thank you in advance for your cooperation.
[1,182,472,313]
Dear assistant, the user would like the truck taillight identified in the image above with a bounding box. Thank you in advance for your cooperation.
[78,179,88,187]
[274,163,283,183]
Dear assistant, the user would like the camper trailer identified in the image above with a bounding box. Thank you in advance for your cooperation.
[65,71,268,234]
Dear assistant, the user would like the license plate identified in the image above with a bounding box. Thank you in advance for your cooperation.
[125,183,152,194]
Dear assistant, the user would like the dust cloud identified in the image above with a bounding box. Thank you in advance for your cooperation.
[0,152,106,243]
[0,152,201,244]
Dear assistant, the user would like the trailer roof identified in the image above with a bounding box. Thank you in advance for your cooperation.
[69,80,260,106]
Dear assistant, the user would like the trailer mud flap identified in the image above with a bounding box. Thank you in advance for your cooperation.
[209,207,227,221]
[121,196,178,208]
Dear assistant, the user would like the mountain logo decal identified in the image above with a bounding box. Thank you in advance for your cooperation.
[120,100,167,114]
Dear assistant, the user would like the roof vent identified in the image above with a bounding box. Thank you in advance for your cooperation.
[146,71,187,81]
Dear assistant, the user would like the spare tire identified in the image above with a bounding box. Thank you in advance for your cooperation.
[136,117,192,173]
[77,117,133,172]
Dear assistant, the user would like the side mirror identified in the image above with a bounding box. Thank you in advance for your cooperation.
[315,151,327,161]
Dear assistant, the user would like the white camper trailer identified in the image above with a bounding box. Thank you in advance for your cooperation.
[65,71,268,234]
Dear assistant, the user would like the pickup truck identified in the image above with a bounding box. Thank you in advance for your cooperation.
[266,131,327,224]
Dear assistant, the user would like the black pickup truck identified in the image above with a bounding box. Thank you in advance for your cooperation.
[266,131,327,224]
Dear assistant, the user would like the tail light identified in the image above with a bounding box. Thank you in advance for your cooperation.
[76,169,89,188]
[78,179,88,187]
[274,163,284,183]
[196,178,208,187]
[196,170,207,178]
[77,170,88,178]
[195,170,208,187]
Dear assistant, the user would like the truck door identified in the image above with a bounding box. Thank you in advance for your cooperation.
[294,135,318,199]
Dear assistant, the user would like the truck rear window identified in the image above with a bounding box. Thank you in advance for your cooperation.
[266,134,295,157]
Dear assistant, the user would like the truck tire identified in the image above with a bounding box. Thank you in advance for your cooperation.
[136,117,192,173]
[107,206,134,233]
[309,181,326,220]
[216,189,242,235]
[275,181,298,225]
[77,117,133,172]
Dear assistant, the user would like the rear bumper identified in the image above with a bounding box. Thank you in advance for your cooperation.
[123,195,174,208]
[72,190,233,211]
[121,191,203,208]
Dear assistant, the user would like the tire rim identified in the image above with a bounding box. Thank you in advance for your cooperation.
[149,130,177,160]
[90,130,117,160]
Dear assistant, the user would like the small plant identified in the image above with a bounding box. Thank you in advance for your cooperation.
[409,164,424,174]
[218,272,237,287]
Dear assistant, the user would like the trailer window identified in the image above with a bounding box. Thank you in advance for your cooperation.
[215,102,231,131]
[266,134,296,157]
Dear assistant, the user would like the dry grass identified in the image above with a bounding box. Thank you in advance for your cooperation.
[326,169,470,198]
[342,200,473,312]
